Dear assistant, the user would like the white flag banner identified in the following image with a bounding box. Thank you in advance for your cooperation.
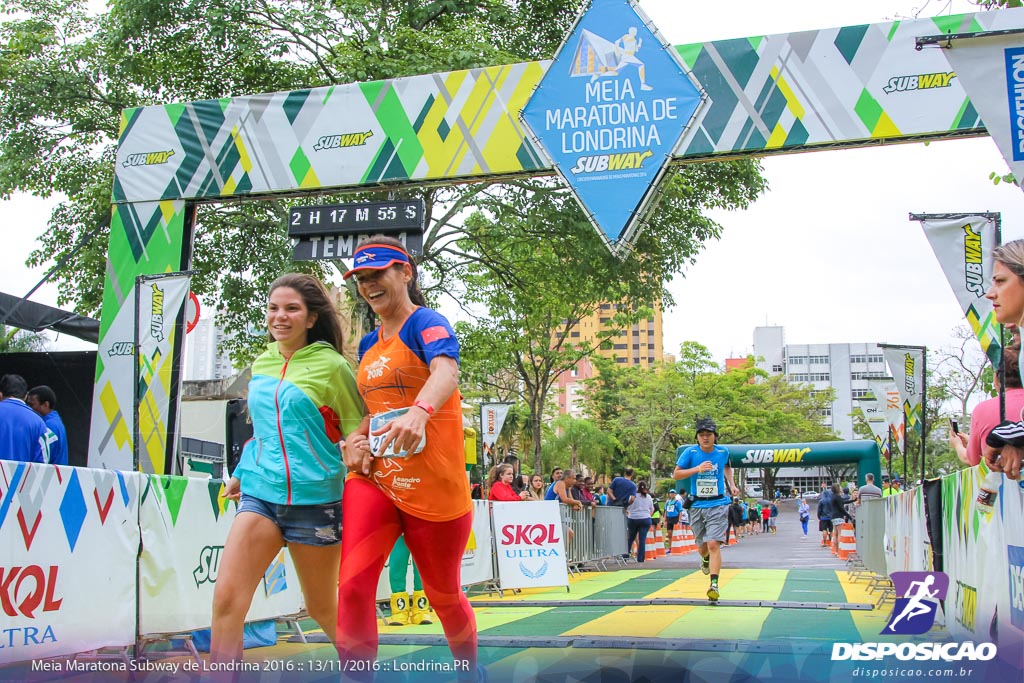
[880,346,925,435]
[857,391,892,446]
[480,403,512,469]
[942,33,1024,190]
[869,380,905,443]
[136,274,192,473]
[917,214,1001,365]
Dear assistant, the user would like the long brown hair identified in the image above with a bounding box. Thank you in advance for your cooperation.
[268,273,344,353]
[354,234,427,306]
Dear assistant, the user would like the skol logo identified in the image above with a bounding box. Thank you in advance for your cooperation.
[501,524,561,545]
[569,150,653,174]
[312,131,374,151]
[150,283,165,342]
[962,223,985,297]
[0,566,63,618]
[122,150,175,167]
[882,72,956,94]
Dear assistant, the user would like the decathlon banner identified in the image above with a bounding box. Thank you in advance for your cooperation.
[942,33,1024,190]
[479,403,512,470]
[491,501,569,591]
[917,214,1001,365]
[883,487,929,576]
[880,345,925,435]
[999,472,1024,668]
[0,462,139,664]
[940,464,1004,647]
[138,474,301,634]
[134,273,191,474]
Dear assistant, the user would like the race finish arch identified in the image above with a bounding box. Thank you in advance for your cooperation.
[90,2,1024,471]
[716,441,883,487]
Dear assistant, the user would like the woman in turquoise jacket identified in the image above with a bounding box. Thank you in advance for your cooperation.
[210,274,364,663]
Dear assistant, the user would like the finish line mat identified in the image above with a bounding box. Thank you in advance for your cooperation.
[8,569,998,683]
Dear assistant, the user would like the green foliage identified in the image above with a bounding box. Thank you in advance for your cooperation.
[1,0,582,359]
[582,349,837,481]
[0,324,48,353]
[542,415,617,478]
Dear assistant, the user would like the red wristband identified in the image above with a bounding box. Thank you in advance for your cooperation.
[413,399,435,416]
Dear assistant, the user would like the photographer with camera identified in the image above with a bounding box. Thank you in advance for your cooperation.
[674,418,739,603]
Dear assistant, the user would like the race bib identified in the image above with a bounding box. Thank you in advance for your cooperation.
[369,408,427,458]
[695,473,719,498]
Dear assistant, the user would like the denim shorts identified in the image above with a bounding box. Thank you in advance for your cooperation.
[238,494,342,546]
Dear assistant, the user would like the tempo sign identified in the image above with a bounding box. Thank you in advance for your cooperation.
[289,199,426,261]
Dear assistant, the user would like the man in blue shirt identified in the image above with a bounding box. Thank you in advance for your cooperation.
[608,466,638,507]
[674,418,739,602]
[0,374,53,464]
[27,385,68,466]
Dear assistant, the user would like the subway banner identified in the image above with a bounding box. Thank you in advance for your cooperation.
[89,201,191,473]
[0,462,139,664]
[883,485,929,576]
[880,345,925,435]
[135,273,191,474]
[941,464,1003,652]
[916,214,1001,365]
[942,32,1024,189]
[138,474,302,635]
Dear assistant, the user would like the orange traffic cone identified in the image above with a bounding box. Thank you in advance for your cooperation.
[679,525,698,554]
[837,523,856,560]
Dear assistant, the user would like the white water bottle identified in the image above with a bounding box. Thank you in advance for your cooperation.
[975,469,1001,513]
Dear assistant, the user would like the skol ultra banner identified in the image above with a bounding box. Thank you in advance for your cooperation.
[491,501,569,590]
[0,462,139,664]
[917,214,1001,365]
[880,346,925,435]
[941,32,1024,189]
[479,403,512,470]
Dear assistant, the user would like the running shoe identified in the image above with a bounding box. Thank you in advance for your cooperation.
[707,582,719,601]
[700,555,710,575]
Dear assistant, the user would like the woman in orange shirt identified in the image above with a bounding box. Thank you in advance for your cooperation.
[338,236,478,679]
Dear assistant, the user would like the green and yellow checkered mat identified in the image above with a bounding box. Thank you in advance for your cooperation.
[14,569,939,682]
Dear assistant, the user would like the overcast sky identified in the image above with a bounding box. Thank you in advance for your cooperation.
[0,0,1019,364]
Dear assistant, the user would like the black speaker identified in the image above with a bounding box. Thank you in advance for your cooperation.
[225,398,252,477]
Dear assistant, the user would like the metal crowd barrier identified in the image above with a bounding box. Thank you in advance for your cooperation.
[561,504,629,572]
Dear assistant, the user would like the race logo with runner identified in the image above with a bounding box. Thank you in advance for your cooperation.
[883,571,949,635]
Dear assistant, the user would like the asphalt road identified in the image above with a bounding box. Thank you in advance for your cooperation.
[643,498,849,570]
